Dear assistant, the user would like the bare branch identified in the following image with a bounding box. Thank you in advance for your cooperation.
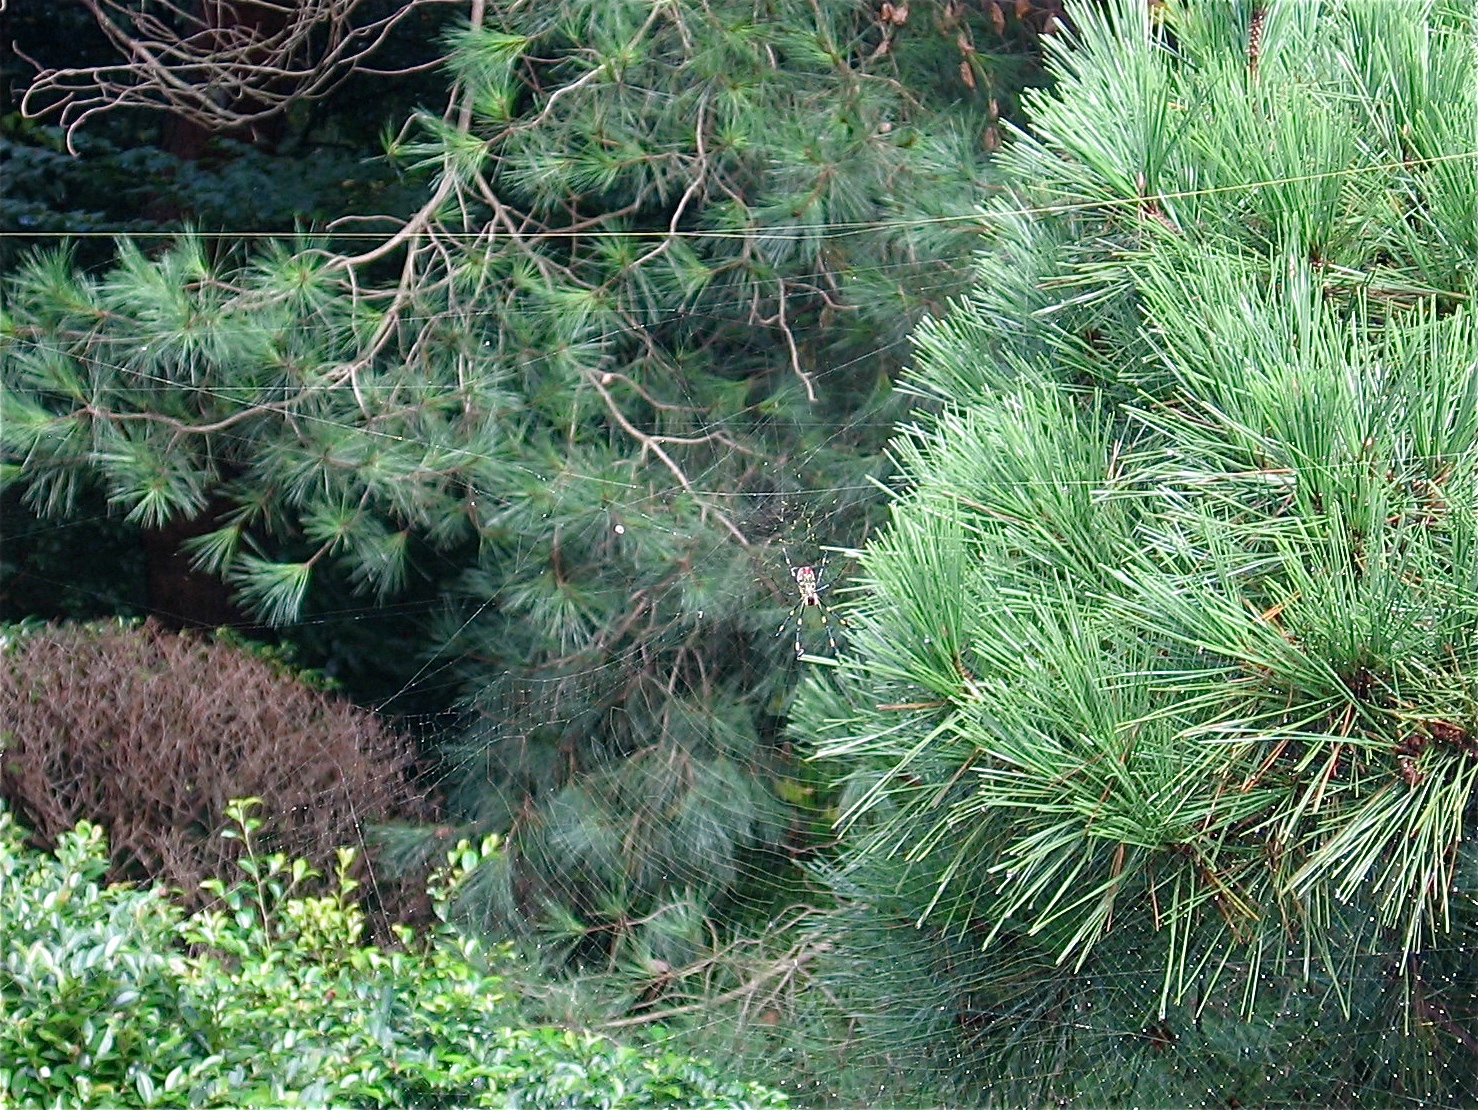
[759,283,818,403]
[21,0,461,152]
[586,370,751,548]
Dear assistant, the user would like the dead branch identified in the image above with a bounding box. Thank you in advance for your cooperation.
[603,937,834,1029]
[21,0,459,152]
[586,369,751,548]
[758,282,818,403]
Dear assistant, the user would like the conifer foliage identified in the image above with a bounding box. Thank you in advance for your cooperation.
[1,1,1052,972]
[796,0,1478,1103]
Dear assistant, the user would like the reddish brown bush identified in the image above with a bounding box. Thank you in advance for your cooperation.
[0,619,429,901]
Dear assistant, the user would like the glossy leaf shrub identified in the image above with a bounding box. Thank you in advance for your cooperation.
[0,799,787,1108]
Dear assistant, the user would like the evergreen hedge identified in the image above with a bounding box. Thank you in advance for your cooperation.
[0,799,785,1109]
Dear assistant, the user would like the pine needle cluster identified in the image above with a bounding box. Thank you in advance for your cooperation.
[794,0,1478,1102]
[1,0,1050,987]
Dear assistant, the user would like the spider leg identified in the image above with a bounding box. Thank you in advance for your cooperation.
[816,605,839,655]
[775,605,807,658]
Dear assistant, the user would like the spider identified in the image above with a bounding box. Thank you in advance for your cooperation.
[777,550,841,658]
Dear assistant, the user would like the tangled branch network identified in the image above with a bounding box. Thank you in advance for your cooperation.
[19,0,457,151]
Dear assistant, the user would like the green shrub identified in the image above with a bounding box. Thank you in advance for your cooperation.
[0,799,786,1109]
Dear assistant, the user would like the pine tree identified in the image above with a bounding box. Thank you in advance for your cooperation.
[796,0,1478,1103]
[2,0,1054,982]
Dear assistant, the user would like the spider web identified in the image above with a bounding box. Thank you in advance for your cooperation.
[0,260,887,1049]
[6,259,1478,1110]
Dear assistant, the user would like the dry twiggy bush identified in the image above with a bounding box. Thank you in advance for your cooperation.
[0,619,428,901]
